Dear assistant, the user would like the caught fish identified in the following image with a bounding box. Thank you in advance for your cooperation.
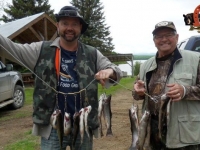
[54,109,63,149]
[72,112,80,149]
[158,94,170,140]
[102,94,113,136]
[143,116,151,150]
[166,99,171,126]
[98,93,106,137]
[79,108,85,144]
[64,112,71,136]
[137,110,150,150]
[129,104,139,150]
[50,109,58,129]
[84,105,92,139]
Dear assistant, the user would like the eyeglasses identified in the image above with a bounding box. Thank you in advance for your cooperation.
[154,32,176,40]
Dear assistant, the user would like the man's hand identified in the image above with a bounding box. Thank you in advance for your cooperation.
[166,83,184,101]
[95,69,116,87]
[134,80,146,96]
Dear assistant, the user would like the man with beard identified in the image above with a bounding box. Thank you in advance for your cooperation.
[0,6,122,150]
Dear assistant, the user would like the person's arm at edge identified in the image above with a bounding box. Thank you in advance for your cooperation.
[0,34,42,71]
[96,50,123,87]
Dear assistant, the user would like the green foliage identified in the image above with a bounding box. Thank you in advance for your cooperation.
[98,77,135,96]
[4,131,40,150]
[70,0,114,54]
[0,111,32,122]
[24,88,34,105]
[0,0,55,23]
[134,61,141,76]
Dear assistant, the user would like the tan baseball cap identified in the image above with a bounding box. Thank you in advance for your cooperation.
[152,21,176,35]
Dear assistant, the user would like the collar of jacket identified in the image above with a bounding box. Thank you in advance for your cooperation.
[151,47,182,71]
[50,37,60,47]
[146,47,182,89]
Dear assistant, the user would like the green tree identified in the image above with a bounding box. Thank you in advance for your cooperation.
[0,0,55,23]
[134,61,141,76]
[71,0,114,54]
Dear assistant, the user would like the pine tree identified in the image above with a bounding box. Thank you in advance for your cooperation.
[71,0,114,54]
[0,0,55,23]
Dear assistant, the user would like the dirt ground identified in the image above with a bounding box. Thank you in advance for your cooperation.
[0,88,143,150]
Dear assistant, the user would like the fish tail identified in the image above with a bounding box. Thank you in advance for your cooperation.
[106,128,113,136]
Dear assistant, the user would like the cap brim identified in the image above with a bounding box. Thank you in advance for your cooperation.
[152,27,176,35]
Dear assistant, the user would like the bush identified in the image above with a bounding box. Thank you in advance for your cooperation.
[134,61,141,76]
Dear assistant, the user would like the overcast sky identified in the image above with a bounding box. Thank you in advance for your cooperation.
[3,0,200,54]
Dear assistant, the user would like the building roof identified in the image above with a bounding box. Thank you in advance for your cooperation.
[0,12,57,43]
[105,53,134,62]
[1,12,43,37]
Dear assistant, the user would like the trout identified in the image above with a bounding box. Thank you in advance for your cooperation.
[84,105,92,139]
[143,116,151,150]
[98,93,106,137]
[54,109,63,149]
[102,94,113,136]
[158,94,170,140]
[72,112,80,149]
[79,108,85,144]
[137,110,150,149]
[50,109,58,129]
[129,104,139,150]
[64,112,71,136]
[166,99,171,126]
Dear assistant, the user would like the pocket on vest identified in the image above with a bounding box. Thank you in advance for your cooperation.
[178,115,200,144]
[174,73,193,86]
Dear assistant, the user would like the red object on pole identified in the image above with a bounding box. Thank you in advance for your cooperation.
[193,5,200,27]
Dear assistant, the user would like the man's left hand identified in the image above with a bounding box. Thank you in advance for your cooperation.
[166,83,184,101]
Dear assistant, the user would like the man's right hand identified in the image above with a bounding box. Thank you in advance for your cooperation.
[133,80,146,96]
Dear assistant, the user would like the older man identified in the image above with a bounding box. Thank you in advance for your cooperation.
[133,21,200,149]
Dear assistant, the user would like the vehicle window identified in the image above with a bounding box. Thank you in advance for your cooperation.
[177,40,187,49]
[0,62,2,70]
[192,40,200,52]
[0,61,6,72]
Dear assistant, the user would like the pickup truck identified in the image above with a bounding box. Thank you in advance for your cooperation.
[0,61,25,109]
[177,35,200,52]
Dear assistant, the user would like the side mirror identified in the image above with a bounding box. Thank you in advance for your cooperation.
[6,64,13,71]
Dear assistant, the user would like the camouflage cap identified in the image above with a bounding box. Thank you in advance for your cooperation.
[152,21,176,35]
